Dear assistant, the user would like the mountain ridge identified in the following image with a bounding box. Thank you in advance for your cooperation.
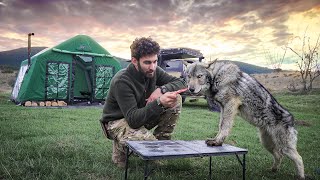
[0,47,273,74]
[0,47,47,68]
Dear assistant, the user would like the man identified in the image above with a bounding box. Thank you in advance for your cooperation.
[100,37,186,168]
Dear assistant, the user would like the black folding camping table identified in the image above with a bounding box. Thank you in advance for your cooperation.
[124,140,248,180]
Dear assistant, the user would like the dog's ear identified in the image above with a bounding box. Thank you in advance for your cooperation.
[204,58,218,68]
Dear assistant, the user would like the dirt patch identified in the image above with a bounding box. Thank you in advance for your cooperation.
[252,71,320,93]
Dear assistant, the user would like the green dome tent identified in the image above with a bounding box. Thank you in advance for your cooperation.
[11,35,122,104]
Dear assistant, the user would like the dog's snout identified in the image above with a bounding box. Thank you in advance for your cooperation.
[189,87,195,93]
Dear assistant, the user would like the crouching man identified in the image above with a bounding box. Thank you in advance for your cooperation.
[100,37,186,168]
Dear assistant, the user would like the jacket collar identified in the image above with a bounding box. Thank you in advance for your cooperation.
[127,63,147,83]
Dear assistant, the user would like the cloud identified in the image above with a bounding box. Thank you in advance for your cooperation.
[0,0,319,69]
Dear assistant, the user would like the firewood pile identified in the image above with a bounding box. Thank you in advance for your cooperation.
[24,100,67,107]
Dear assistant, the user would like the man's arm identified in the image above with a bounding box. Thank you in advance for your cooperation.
[146,67,186,103]
[114,82,164,129]
[156,66,187,92]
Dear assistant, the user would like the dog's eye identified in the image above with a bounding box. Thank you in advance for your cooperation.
[197,75,203,78]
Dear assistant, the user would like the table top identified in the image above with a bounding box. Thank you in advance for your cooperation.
[126,140,248,160]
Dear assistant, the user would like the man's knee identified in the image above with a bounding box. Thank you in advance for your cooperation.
[121,128,157,142]
[171,94,183,114]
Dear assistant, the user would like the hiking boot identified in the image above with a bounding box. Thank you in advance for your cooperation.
[112,150,126,168]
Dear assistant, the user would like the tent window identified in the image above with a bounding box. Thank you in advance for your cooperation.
[45,62,70,100]
[94,65,114,99]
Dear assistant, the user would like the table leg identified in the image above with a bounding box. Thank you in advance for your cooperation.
[209,156,212,180]
[243,154,246,180]
[144,160,149,180]
[124,147,129,180]
[235,153,247,180]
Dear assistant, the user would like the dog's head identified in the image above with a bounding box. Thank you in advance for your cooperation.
[185,62,212,95]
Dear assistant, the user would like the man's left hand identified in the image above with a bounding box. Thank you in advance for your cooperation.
[146,88,162,104]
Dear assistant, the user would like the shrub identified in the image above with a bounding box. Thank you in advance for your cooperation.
[2,69,14,73]
[0,65,18,73]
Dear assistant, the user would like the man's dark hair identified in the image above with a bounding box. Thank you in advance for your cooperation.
[130,37,160,60]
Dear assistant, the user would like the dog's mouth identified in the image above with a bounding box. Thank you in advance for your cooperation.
[187,88,202,96]
[191,92,203,97]
[190,91,200,95]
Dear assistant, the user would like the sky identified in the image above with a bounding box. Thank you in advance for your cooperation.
[0,0,319,70]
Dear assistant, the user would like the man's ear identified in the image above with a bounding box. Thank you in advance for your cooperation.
[131,57,138,65]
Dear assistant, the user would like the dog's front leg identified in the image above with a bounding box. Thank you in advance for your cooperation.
[206,98,241,146]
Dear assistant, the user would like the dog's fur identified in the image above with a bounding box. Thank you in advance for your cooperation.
[185,61,304,179]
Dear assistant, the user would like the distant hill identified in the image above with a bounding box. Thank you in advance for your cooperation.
[114,59,273,74]
[0,47,47,68]
[0,47,272,74]
[221,60,273,74]
[0,47,131,69]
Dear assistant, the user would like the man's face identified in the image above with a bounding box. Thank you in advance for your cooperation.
[132,54,158,78]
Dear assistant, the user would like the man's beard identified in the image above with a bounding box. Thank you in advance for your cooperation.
[138,61,154,78]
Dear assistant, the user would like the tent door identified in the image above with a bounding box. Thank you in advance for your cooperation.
[71,56,93,102]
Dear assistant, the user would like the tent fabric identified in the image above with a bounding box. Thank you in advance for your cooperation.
[11,35,122,104]
[11,64,28,100]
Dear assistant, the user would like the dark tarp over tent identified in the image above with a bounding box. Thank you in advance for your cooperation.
[158,47,204,69]
[11,35,122,104]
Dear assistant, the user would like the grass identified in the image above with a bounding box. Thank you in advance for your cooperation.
[0,91,320,180]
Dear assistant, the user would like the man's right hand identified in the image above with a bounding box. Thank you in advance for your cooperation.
[158,88,187,108]
[158,92,178,108]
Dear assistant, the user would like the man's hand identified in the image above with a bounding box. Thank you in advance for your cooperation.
[173,88,188,95]
[158,92,178,108]
[146,88,162,104]
[159,88,188,108]
[146,87,188,107]
[146,88,188,108]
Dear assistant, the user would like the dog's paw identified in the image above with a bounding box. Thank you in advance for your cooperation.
[205,138,223,146]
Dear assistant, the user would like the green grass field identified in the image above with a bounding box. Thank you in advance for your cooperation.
[1,91,319,180]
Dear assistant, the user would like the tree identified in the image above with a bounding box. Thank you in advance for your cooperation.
[287,31,320,93]
[264,46,287,72]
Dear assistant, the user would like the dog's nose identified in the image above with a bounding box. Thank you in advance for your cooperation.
[189,87,195,93]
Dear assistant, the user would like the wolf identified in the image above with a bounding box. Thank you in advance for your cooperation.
[185,60,305,179]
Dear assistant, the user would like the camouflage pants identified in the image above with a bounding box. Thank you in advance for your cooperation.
[101,95,182,164]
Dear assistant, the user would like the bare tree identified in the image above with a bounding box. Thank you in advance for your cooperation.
[264,46,287,72]
[287,31,320,93]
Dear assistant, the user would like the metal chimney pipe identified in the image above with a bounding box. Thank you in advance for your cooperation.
[27,33,34,67]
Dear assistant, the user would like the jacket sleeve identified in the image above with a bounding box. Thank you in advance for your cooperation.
[156,67,187,91]
[114,81,165,129]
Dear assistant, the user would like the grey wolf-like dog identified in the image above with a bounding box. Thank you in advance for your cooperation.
[185,60,304,179]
